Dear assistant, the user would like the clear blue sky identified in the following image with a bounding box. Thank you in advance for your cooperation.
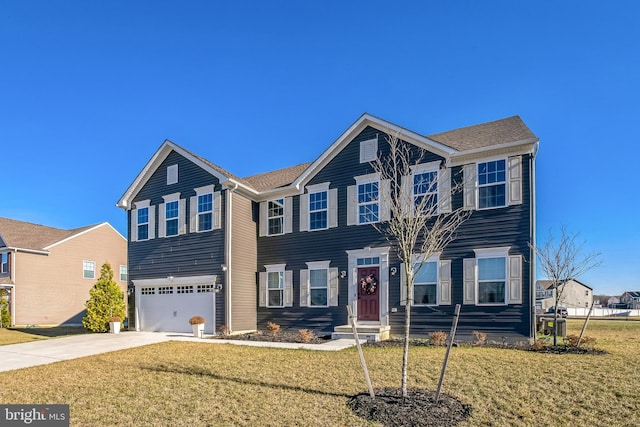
[1,1,638,295]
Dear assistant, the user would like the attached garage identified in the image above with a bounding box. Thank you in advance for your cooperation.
[133,275,217,334]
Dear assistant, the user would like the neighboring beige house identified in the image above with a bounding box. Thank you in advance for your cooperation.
[620,291,640,309]
[0,217,127,326]
[536,279,593,312]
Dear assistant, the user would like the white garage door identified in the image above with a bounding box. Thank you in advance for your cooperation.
[134,276,217,334]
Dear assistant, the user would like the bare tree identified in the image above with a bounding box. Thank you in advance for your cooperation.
[371,132,470,397]
[531,226,601,345]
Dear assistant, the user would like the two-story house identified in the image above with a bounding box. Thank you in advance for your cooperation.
[118,113,539,341]
[536,279,593,312]
[0,218,127,326]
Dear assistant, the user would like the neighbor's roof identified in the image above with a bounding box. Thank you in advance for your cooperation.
[427,116,537,151]
[0,217,97,252]
[536,279,592,291]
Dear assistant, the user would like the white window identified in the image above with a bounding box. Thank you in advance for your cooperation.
[411,162,439,214]
[300,261,339,308]
[119,265,127,282]
[159,193,185,238]
[259,264,292,308]
[132,200,155,242]
[1,253,8,274]
[463,247,522,306]
[190,185,221,233]
[356,174,379,224]
[309,190,328,231]
[268,199,285,236]
[359,137,378,163]
[141,287,155,295]
[400,255,451,306]
[167,164,178,185]
[477,159,507,209]
[413,260,438,305]
[300,183,338,232]
[83,261,96,279]
[158,286,173,294]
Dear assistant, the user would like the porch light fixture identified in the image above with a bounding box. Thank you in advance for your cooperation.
[390,267,397,276]
[340,271,347,279]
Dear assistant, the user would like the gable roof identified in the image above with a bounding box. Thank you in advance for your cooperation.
[427,116,537,151]
[117,113,539,204]
[536,279,593,291]
[0,218,123,252]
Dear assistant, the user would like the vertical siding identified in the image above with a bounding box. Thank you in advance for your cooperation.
[128,150,227,330]
[229,191,257,332]
[14,225,127,325]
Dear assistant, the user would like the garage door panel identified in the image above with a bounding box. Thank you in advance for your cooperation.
[139,291,215,334]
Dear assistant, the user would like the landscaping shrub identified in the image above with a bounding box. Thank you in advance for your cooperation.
[266,321,281,336]
[218,325,229,336]
[430,331,447,346]
[531,339,548,351]
[82,263,126,333]
[298,328,315,343]
[566,334,597,348]
[472,330,487,346]
[0,289,10,327]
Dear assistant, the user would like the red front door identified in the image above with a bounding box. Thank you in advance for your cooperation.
[357,266,380,321]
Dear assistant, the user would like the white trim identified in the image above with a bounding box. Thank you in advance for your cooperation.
[133,275,217,287]
[167,164,178,185]
[83,260,96,279]
[354,173,381,225]
[305,260,331,269]
[474,247,511,306]
[476,158,508,210]
[306,183,331,232]
[265,263,287,272]
[473,247,511,257]
[346,246,390,326]
[359,137,378,163]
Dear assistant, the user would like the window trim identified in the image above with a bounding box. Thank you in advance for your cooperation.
[355,173,380,225]
[1,253,8,274]
[265,264,286,308]
[136,200,151,241]
[306,261,331,308]
[411,161,440,216]
[196,189,213,232]
[167,164,178,185]
[83,260,96,279]
[119,265,128,282]
[474,247,510,306]
[267,198,285,236]
[307,183,329,231]
[411,254,439,307]
[477,158,507,210]
[162,192,181,237]
[359,137,378,163]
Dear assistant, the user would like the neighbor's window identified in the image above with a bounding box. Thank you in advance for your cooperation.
[83,261,96,279]
[267,270,284,307]
[309,190,328,230]
[165,200,179,236]
[268,199,284,235]
[477,159,506,209]
[1,253,8,273]
[309,268,328,307]
[413,261,438,305]
[119,265,127,282]
[357,180,379,224]
[137,207,149,240]
[197,193,213,231]
[477,257,506,304]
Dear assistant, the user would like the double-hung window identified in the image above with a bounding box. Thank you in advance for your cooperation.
[478,159,506,209]
[83,261,96,279]
[358,179,379,224]
[197,193,213,231]
[309,190,328,230]
[137,207,149,240]
[412,162,439,214]
[267,269,284,307]
[165,200,179,236]
[268,199,285,235]
[309,268,328,307]
[119,265,128,282]
[1,253,8,273]
[413,260,438,305]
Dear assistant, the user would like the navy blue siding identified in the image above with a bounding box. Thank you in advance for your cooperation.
[128,151,227,329]
[257,127,533,339]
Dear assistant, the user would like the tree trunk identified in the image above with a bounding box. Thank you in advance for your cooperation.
[401,280,412,397]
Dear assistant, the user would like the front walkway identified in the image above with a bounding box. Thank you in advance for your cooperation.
[0,332,357,372]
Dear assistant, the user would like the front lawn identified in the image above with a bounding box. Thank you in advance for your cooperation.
[0,326,87,345]
[0,320,638,426]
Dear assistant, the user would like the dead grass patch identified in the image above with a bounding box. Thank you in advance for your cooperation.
[0,320,637,425]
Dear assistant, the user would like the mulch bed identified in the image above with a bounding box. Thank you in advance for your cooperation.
[212,329,331,345]
[348,388,472,427]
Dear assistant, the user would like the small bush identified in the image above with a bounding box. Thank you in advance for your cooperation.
[472,331,487,346]
[219,325,230,336]
[189,316,205,325]
[298,328,315,343]
[430,331,447,346]
[267,321,281,336]
[531,339,548,351]
[566,334,597,348]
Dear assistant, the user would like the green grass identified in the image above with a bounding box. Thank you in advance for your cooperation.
[0,320,638,426]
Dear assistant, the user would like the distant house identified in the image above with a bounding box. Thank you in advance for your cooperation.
[536,279,593,312]
[0,217,127,326]
[118,113,539,341]
[620,291,640,309]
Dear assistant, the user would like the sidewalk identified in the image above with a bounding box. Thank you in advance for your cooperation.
[0,332,356,372]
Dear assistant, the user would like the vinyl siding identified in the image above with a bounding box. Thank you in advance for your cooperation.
[128,150,227,330]
[229,191,257,332]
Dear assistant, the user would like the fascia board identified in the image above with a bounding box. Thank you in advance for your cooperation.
[44,222,126,250]
[448,137,540,166]
[293,113,456,189]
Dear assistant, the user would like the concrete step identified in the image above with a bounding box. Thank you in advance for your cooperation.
[331,325,391,342]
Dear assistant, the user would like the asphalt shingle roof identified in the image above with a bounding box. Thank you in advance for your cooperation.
[0,217,95,251]
[243,163,313,192]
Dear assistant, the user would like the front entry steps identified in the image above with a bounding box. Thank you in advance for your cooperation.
[332,324,391,342]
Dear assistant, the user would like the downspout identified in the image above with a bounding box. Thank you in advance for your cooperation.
[530,142,539,341]
[10,249,16,326]
[225,183,238,332]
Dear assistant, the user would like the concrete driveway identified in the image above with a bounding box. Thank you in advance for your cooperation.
[0,332,356,372]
